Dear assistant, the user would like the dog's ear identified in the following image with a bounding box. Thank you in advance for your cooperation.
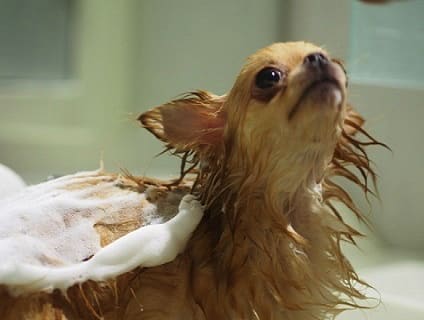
[139,91,226,152]
[343,104,365,135]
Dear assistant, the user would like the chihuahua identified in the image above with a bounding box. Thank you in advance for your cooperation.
[0,42,384,320]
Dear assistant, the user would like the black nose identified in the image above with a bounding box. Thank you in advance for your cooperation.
[303,52,328,68]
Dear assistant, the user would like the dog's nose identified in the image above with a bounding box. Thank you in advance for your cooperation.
[303,53,328,68]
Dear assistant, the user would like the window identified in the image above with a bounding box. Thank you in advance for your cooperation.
[349,0,424,88]
[0,0,73,82]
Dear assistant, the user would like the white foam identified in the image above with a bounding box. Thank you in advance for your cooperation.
[0,170,203,294]
[0,164,26,199]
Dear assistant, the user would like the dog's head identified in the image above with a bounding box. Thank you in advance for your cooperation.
[222,42,352,167]
[140,42,363,180]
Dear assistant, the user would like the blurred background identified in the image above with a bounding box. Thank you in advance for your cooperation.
[0,0,423,318]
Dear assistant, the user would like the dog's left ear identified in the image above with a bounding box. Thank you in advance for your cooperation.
[343,104,365,135]
[139,91,226,153]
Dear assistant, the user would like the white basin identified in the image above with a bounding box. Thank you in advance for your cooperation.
[339,261,424,320]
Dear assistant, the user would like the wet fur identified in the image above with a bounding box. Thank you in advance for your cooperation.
[0,42,386,320]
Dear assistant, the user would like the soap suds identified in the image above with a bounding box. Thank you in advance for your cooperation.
[0,164,26,199]
[0,170,203,295]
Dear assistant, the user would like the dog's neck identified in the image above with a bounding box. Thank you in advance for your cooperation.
[185,145,342,318]
[196,140,333,238]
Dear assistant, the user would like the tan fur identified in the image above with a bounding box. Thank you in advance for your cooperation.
[0,42,386,319]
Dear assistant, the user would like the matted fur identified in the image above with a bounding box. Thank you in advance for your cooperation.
[138,43,386,319]
[0,42,386,320]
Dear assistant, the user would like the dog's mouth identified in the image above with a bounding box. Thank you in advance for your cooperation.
[288,77,343,120]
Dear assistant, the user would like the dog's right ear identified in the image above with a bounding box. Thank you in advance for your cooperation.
[138,91,226,153]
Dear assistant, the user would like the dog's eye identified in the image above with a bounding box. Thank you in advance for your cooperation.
[255,67,282,89]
